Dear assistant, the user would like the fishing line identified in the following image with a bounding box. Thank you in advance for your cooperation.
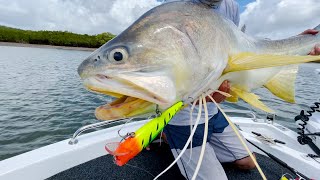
[165,122,190,180]
[207,94,267,180]
[192,94,209,180]
[126,163,156,178]
[187,101,197,164]
[211,90,232,98]
[153,97,203,179]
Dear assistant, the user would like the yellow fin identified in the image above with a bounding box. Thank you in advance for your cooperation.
[264,65,298,103]
[224,52,319,73]
[231,86,274,113]
[225,89,239,102]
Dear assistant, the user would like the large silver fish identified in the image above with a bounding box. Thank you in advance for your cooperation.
[78,2,320,120]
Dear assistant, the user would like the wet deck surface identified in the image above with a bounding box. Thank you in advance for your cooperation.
[49,144,296,180]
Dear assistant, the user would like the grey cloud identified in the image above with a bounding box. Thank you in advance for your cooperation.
[0,0,160,34]
[240,0,320,39]
[2,0,319,39]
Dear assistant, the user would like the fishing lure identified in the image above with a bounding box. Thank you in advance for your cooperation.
[105,101,184,166]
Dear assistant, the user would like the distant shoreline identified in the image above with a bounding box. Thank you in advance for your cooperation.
[1,42,319,63]
[0,42,96,52]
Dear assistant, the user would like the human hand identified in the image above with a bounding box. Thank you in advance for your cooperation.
[308,44,320,55]
[300,29,320,55]
[194,80,230,105]
[206,80,230,103]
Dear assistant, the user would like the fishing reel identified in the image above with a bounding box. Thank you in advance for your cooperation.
[295,110,311,145]
[294,102,320,156]
[295,103,320,138]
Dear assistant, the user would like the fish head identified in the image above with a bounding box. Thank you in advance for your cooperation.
[78,11,201,120]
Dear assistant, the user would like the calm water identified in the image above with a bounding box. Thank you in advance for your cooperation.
[0,46,319,161]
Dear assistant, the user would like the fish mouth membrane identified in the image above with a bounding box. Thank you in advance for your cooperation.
[94,94,156,121]
[85,75,159,121]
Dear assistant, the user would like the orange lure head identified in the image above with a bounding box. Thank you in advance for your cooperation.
[105,137,143,166]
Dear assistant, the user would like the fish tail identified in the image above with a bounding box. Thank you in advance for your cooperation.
[255,28,320,56]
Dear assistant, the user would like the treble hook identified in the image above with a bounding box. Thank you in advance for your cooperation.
[117,118,134,139]
[117,114,156,142]
[156,104,162,116]
[118,131,136,142]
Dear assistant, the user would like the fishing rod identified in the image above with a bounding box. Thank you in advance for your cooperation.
[246,139,311,180]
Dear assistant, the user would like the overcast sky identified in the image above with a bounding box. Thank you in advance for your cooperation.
[0,0,319,39]
[240,0,320,39]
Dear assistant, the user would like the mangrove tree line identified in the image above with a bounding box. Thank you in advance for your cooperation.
[0,26,115,48]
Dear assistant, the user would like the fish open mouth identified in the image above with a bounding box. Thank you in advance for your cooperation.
[83,73,175,121]
[94,94,156,121]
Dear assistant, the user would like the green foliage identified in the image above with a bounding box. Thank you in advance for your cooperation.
[0,26,115,48]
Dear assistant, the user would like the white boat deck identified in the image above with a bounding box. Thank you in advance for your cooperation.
[0,115,319,179]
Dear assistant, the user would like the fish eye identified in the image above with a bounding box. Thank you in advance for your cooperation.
[113,52,123,61]
[109,48,128,62]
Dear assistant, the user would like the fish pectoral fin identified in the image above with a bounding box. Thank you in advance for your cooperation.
[264,65,298,103]
[231,86,274,113]
[224,52,320,73]
[225,88,239,102]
